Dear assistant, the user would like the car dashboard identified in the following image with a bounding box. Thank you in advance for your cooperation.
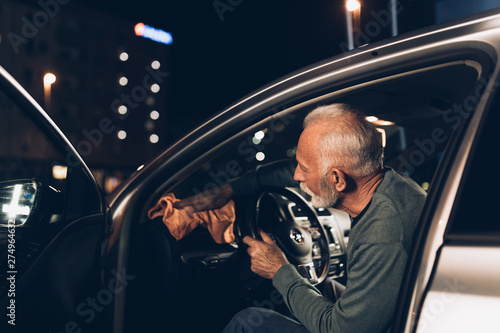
[289,203,349,283]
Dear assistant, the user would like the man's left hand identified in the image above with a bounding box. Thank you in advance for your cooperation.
[243,231,289,279]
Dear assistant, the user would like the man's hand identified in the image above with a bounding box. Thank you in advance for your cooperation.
[243,231,289,279]
[174,183,234,212]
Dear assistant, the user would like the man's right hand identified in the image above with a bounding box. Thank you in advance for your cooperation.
[243,231,289,280]
[174,183,234,212]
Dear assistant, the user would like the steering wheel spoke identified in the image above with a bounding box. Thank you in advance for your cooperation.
[296,262,319,285]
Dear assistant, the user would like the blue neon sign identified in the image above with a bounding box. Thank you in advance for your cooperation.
[135,23,173,45]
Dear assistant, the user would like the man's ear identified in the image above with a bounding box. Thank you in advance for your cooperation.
[328,168,347,192]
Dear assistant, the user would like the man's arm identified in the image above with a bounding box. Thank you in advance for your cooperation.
[176,159,298,211]
[230,159,298,196]
[174,183,234,212]
[242,230,406,333]
[273,239,409,333]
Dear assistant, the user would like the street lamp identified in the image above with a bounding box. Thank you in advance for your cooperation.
[345,0,361,50]
[43,73,56,113]
[346,0,360,11]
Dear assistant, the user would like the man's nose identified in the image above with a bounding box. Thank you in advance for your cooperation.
[293,166,303,182]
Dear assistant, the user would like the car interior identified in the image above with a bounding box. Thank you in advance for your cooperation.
[132,58,488,332]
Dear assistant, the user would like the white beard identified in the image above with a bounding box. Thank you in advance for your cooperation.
[300,177,339,209]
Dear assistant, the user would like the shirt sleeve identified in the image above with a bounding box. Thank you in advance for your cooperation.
[273,241,408,333]
[229,159,298,196]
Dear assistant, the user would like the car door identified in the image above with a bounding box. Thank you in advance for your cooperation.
[0,65,107,332]
[395,67,500,332]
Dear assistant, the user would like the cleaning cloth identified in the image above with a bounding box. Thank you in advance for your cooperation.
[148,193,236,244]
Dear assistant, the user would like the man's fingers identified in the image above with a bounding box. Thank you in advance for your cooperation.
[243,235,256,246]
[242,236,251,244]
[243,232,274,248]
[260,230,275,245]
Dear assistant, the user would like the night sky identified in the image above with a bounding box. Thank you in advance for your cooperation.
[67,0,437,141]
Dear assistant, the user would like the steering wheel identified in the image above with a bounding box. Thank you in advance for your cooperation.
[245,187,331,285]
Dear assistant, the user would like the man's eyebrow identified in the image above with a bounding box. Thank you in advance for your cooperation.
[298,161,310,172]
[296,153,310,172]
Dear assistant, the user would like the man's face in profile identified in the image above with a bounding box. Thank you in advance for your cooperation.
[294,124,340,209]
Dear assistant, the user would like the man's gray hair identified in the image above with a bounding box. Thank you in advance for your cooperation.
[303,103,384,178]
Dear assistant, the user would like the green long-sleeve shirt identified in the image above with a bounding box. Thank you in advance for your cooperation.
[272,168,426,333]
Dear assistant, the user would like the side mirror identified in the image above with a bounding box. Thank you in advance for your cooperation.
[0,179,62,227]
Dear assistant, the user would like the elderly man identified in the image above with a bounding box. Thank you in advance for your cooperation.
[180,103,426,333]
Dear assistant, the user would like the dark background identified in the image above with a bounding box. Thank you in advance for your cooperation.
[4,0,457,192]
[3,0,497,191]
[73,0,437,140]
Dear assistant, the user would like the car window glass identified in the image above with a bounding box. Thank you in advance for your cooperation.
[170,61,484,201]
[446,88,500,239]
[0,88,67,193]
[172,112,304,199]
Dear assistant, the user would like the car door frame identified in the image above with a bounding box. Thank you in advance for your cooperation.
[393,59,500,332]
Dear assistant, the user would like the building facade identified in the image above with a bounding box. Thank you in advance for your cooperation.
[0,0,171,192]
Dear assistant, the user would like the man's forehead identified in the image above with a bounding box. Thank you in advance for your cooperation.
[296,129,320,167]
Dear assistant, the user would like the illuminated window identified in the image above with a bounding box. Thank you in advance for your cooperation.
[150,83,160,93]
[118,105,128,115]
[151,60,160,69]
[252,137,261,145]
[145,120,154,131]
[119,52,129,61]
[146,96,155,106]
[150,110,160,120]
[117,130,127,140]
[255,152,265,161]
[254,130,265,140]
[119,76,128,86]
[149,134,159,144]
[52,165,67,180]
